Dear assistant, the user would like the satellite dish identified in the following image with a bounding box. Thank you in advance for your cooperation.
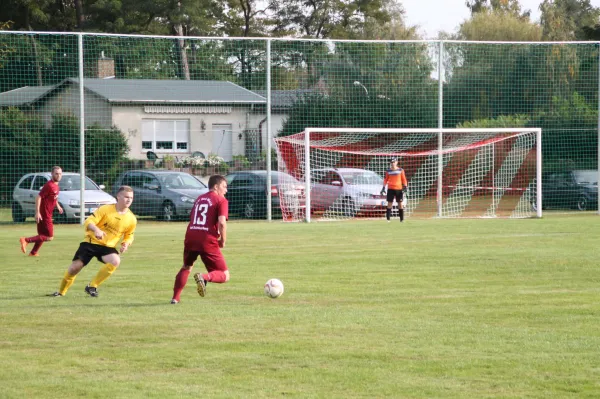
[146,151,158,161]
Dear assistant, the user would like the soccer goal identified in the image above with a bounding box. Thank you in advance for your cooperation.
[274,128,542,222]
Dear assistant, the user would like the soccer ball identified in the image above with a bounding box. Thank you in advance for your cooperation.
[264,278,284,299]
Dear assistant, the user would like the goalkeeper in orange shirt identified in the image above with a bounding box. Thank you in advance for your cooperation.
[381,158,408,222]
[50,186,137,297]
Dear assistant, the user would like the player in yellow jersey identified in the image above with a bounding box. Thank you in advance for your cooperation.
[381,158,408,222]
[50,186,137,297]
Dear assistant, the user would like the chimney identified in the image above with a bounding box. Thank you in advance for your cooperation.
[97,51,115,79]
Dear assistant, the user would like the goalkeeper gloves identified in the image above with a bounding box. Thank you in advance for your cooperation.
[380,188,386,196]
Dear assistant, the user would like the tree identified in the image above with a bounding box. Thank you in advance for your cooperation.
[540,0,600,40]
[278,38,438,136]
[444,10,543,125]
[457,7,542,41]
[267,0,393,39]
[466,0,532,18]
[353,0,419,40]
[529,92,598,170]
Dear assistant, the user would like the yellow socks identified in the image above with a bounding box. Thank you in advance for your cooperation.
[89,263,117,288]
[59,271,77,296]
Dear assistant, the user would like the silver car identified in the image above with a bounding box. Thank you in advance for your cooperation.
[311,168,391,217]
[12,172,116,223]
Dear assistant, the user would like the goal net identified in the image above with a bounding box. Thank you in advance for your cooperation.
[274,128,541,222]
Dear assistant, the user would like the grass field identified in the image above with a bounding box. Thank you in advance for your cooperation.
[1,215,599,398]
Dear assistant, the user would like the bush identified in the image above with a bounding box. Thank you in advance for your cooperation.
[0,109,130,206]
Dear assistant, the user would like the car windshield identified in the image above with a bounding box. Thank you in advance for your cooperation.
[59,176,99,191]
[159,173,206,189]
[341,171,383,185]
[573,170,598,185]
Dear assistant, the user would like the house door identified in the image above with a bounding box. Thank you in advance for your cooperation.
[211,124,233,162]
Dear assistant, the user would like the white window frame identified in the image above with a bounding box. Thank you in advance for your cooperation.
[142,119,190,153]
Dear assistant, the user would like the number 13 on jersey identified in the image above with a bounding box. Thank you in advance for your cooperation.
[193,203,209,225]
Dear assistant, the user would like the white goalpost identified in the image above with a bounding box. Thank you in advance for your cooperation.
[274,127,542,222]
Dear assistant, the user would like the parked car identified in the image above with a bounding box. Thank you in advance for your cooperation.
[310,168,391,216]
[225,170,304,219]
[113,170,208,221]
[12,172,116,223]
[531,169,598,211]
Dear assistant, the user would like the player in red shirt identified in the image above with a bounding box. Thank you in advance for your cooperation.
[171,175,230,303]
[20,166,64,256]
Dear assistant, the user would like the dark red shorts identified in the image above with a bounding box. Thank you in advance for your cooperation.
[183,247,227,272]
[37,218,54,237]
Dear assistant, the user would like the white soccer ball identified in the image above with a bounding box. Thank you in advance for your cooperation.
[264,278,284,299]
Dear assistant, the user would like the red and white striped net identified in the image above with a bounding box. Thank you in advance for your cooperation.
[275,129,538,221]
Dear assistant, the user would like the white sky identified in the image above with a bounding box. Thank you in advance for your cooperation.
[401,0,600,39]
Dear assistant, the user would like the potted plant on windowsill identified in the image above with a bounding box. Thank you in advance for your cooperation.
[179,155,206,175]
[204,153,225,176]
[163,154,175,170]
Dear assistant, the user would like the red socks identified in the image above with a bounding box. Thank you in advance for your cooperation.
[27,235,50,255]
[204,271,227,283]
[172,268,191,302]
[26,235,50,243]
[31,241,44,254]
[173,268,228,301]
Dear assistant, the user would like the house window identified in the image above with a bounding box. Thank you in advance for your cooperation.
[142,119,190,152]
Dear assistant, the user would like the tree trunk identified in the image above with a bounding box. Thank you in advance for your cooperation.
[174,23,190,80]
[74,0,84,30]
[28,27,43,86]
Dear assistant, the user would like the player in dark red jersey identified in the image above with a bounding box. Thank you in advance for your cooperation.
[171,175,229,303]
[20,166,64,256]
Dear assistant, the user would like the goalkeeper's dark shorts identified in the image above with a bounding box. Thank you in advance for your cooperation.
[386,189,404,203]
[73,242,119,266]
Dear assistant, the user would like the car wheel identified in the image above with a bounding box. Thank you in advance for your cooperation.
[577,196,588,211]
[160,201,176,221]
[12,202,25,223]
[243,201,257,219]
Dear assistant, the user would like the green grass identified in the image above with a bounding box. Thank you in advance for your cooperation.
[1,215,600,398]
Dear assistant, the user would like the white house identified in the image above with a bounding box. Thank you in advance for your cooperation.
[0,77,268,162]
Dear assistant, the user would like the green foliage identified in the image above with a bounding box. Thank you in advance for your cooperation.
[279,85,437,137]
[0,108,45,204]
[0,34,78,93]
[278,40,437,136]
[457,114,531,128]
[0,109,129,206]
[529,92,598,169]
[540,0,600,40]
[457,9,542,41]
[268,0,394,39]
[466,0,532,17]
[455,92,598,171]
[232,154,251,169]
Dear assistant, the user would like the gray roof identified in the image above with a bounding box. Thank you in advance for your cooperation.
[254,89,316,109]
[0,78,266,106]
[0,85,55,107]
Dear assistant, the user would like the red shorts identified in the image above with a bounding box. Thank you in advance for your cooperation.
[183,247,227,272]
[37,218,54,237]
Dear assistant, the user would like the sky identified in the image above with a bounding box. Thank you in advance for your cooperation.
[401,0,600,39]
